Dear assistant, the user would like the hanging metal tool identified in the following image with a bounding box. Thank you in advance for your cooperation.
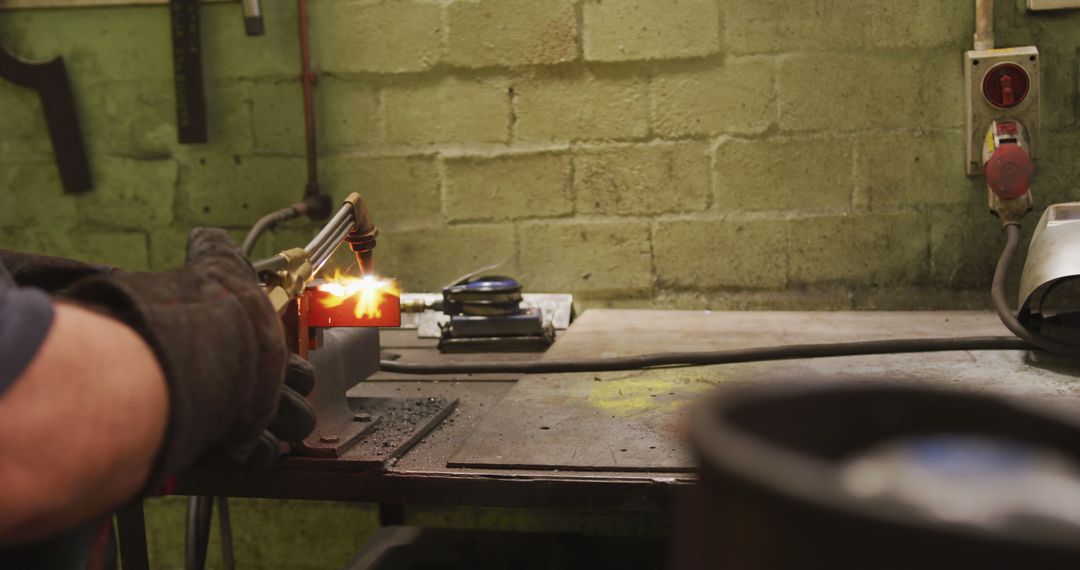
[241,0,264,36]
[0,45,91,194]
[170,0,207,143]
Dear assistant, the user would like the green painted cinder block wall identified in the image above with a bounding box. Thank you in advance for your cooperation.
[2,0,1079,567]
[2,1,1078,309]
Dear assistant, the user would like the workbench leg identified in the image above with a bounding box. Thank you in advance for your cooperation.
[115,499,150,570]
[378,503,404,526]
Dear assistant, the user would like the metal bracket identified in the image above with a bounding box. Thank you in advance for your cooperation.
[297,327,382,458]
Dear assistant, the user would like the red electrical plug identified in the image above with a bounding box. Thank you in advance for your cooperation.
[982,120,1034,224]
[985,143,1034,200]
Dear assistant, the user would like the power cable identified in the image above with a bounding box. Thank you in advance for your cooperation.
[991,223,1080,357]
[378,336,1029,375]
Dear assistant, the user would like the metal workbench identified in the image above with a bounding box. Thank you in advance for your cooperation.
[119,310,1080,566]
[179,308,1080,504]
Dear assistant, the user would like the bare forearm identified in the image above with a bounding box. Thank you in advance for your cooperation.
[0,303,168,544]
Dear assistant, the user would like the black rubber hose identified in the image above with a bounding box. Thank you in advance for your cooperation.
[241,203,306,257]
[378,336,1028,375]
[992,223,1080,357]
[218,497,235,570]
[184,496,213,570]
[198,202,303,570]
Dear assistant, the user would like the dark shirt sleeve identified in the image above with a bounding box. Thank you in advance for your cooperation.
[0,263,55,396]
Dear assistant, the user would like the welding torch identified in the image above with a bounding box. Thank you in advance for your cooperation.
[253,192,377,317]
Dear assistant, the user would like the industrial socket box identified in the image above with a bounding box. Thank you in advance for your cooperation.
[964,46,1040,176]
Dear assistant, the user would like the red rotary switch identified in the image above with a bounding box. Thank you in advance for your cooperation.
[985,143,1034,200]
[982,63,1030,109]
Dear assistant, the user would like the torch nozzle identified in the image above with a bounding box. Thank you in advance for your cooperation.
[343,192,378,275]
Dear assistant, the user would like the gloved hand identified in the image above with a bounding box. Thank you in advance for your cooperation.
[66,228,316,489]
[0,250,112,293]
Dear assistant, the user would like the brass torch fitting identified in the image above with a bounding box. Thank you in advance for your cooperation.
[262,247,315,316]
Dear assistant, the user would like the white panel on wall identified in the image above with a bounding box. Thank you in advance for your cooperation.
[0,0,226,9]
[1028,0,1080,10]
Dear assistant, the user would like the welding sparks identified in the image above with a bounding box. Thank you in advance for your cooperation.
[315,270,401,320]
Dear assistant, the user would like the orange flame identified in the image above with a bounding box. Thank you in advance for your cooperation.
[315,269,401,320]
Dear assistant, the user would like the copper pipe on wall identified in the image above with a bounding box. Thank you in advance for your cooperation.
[239,0,329,256]
[298,0,318,192]
[296,0,330,220]
[974,0,995,50]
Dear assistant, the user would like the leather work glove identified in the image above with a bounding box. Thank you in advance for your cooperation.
[0,250,112,293]
[66,228,316,489]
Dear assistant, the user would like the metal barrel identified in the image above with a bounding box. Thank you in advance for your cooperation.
[676,382,1080,570]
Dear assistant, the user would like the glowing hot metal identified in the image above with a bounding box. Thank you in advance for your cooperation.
[305,272,401,328]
